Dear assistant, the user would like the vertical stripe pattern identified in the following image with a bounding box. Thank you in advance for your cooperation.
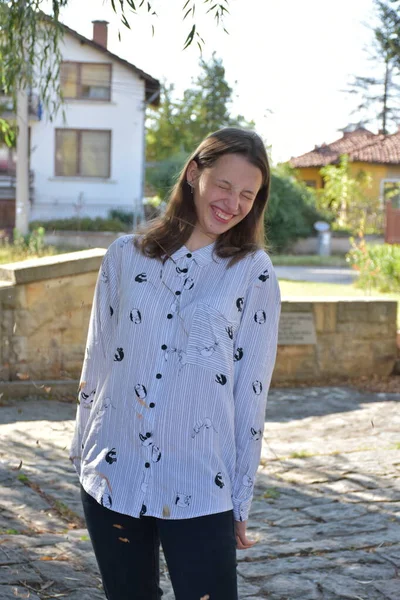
[70,234,281,521]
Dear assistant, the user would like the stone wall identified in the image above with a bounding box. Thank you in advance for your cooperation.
[0,251,397,396]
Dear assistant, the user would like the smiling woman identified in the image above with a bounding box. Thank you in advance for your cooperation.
[70,127,281,600]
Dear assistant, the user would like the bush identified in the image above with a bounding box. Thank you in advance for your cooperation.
[29,216,132,233]
[266,167,324,252]
[146,153,188,199]
[346,234,400,293]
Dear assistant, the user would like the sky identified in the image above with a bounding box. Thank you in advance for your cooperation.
[45,0,379,163]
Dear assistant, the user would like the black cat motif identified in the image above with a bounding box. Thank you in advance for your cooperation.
[215,373,227,385]
[114,348,124,362]
[105,448,117,464]
[135,273,147,283]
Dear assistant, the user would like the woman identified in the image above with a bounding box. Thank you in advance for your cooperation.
[70,127,281,599]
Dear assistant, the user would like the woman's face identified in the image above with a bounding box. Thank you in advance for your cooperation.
[186,153,263,245]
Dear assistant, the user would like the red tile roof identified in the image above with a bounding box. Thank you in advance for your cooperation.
[290,127,400,167]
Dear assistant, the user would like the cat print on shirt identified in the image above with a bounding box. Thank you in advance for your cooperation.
[105,448,117,464]
[198,339,219,357]
[130,309,142,324]
[254,310,266,324]
[175,493,191,508]
[114,348,124,362]
[109,306,114,317]
[134,384,147,400]
[176,266,189,277]
[101,269,109,284]
[80,388,96,408]
[183,277,195,290]
[250,427,263,441]
[226,325,234,339]
[135,273,147,283]
[234,347,244,362]
[259,269,269,282]
[191,417,218,438]
[236,297,244,312]
[252,380,263,395]
[215,373,227,385]
[215,472,225,488]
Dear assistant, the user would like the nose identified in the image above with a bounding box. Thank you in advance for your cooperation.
[223,189,240,213]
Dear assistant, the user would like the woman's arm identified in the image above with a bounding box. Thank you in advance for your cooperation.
[232,254,281,524]
[69,240,121,475]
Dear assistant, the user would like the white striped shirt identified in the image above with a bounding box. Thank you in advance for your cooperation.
[70,234,281,521]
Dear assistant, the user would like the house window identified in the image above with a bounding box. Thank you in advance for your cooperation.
[60,62,111,100]
[55,129,111,178]
[304,180,317,188]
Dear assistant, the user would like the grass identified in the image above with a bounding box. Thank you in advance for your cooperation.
[0,245,81,265]
[271,254,348,267]
[279,280,400,328]
[288,450,313,459]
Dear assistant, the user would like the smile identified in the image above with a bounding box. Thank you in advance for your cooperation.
[211,206,234,222]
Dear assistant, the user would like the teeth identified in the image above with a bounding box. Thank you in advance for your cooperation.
[213,208,232,221]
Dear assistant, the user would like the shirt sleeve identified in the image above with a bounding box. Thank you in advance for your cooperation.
[231,254,281,522]
[69,241,120,476]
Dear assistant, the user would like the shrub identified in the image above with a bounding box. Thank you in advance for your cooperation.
[29,216,132,233]
[346,233,400,293]
[266,166,324,252]
[146,153,188,199]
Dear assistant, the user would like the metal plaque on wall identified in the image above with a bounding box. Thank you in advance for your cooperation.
[278,312,317,345]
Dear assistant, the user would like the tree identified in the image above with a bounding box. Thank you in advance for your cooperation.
[146,53,254,164]
[0,1,231,121]
[346,0,400,134]
[318,155,374,231]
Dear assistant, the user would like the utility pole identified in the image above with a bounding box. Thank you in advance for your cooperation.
[15,86,30,235]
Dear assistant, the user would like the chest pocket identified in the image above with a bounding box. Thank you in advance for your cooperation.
[185,303,237,373]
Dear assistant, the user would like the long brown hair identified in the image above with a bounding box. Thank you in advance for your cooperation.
[135,127,271,266]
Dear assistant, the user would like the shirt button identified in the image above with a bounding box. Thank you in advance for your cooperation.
[146,432,151,437]
[161,344,167,350]
[186,253,192,258]
[156,373,162,379]
[167,313,173,319]
[145,462,150,468]
[149,403,155,408]
[175,290,181,296]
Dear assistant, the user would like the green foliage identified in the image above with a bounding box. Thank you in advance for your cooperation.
[146,153,188,199]
[346,232,400,293]
[29,216,132,233]
[319,155,375,231]
[146,54,254,162]
[108,209,134,227]
[13,226,46,255]
[346,0,400,133]
[266,166,323,253]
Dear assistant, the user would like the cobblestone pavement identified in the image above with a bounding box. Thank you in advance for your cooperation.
[0,387,399,600]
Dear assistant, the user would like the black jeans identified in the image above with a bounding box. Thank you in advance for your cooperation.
[81,486,238,600]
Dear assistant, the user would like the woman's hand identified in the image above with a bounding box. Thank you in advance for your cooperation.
[235,520,257,550]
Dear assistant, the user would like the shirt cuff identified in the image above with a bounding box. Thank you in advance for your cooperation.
[232,495,253,522]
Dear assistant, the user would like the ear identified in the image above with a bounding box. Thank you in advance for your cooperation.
[186,160,199,186]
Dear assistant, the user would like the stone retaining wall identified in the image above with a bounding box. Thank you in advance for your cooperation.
[0,251,397,395]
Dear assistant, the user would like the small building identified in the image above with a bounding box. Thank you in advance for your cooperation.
[0,19,160,230]
[289,126,400,242]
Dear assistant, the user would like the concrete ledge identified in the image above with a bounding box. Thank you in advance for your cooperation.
[0,248,106,284]
[0,380,78,402]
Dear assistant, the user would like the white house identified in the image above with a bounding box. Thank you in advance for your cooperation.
[0,19,160,230]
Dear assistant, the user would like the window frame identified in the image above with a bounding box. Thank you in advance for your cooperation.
[60,61,112,101]
[55,128,112,179]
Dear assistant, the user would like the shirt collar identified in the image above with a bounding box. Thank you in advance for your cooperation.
[170,242,220,267]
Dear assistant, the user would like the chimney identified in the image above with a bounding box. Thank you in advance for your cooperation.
[92,20,108,48]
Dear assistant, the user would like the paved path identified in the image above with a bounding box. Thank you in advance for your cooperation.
[275,266,358,285]
[0,387,399,599]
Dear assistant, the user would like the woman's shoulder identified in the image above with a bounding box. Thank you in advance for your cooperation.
[247,248,275,280]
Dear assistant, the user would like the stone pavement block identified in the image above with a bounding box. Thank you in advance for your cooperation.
[31,559,97,590]
[63,590,105,600]
[0,563,42,585]
[373,579,400,600]
[0,586,40,600]
[0,546,29,566]
[310,572,386,599]
[260,573,321,599]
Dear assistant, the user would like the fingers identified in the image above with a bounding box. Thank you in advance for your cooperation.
[235,532,257,550]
